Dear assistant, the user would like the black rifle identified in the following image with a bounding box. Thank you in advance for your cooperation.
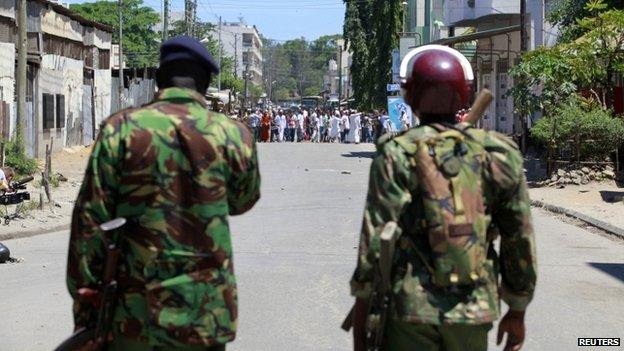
[0,176,34,225]
[342,221,398,351]
[55,218,126,351]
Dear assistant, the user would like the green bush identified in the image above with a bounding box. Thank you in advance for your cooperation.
[49,173,60,188]
[531,99,624,160]
[4,137,39,175]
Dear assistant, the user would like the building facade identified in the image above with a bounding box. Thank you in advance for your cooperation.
[0,0,113,157]
[213,22,263,85]
[401,0,558,135]
[323,38,352,102]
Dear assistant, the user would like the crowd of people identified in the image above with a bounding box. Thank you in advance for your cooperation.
[242,108,415,144]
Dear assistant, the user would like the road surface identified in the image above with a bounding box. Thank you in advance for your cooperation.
[0,143,623,350]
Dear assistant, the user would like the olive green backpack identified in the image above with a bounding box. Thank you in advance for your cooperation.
[413,124,492,287]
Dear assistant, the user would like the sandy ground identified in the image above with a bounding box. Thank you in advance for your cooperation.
[530,181,624,229]
[3,144,624,242]
[0,146,91,240]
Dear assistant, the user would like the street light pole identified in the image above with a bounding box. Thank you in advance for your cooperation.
[338,45,343,101]
[118,0,124,109]
[217,16,222,90]
[402,1,408,33]
[520,0,528,152]
[520,0,528,52]
[163,0,169,41]
[16,0,26,141]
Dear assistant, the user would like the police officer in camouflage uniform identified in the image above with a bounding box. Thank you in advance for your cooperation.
[349,45,537,351]
[67,36,260,350]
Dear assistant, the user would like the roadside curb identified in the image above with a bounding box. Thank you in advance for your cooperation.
[532,200,624,240]
[0,223,70,242]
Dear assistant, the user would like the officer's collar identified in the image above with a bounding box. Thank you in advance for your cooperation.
[156,87,208,107]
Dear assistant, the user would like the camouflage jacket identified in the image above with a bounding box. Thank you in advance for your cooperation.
[350,124,537,325]
[67,87,261,346]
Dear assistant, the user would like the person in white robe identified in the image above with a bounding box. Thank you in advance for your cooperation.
[276,111,286,142]
[347,112,362,144]
[329,111,341,142]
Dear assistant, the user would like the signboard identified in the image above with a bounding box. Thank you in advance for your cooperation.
[387,83,401,92]
[391,49,401,83]
[400,36,421,61]
[387,96,414,132]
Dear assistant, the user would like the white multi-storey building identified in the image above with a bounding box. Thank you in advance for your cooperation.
[213,22,263,85]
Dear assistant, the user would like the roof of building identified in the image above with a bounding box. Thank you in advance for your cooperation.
[33,0,114,33]
[431,25,521,46]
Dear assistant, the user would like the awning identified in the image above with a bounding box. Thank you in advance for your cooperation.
[431,25,521,46]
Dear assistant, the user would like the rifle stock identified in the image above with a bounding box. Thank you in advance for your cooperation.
[54,327,96,351]
[341,222,398,346]
[367,221,398,350]
[55,218,126,351]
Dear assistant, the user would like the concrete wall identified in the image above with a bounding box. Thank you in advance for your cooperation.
[84,27,112,50]
[39,54,84,154]
[41,7,83,41]
[0,0,15,20]
[0,41,14,135]
[93,69,111,127]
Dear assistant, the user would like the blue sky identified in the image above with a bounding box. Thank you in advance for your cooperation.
[134,0,346,41]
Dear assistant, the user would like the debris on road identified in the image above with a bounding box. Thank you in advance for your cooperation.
[0,242,10,263]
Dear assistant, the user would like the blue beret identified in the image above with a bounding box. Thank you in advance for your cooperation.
[160,36,220,74]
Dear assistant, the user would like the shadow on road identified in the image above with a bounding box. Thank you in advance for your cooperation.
[341,151,376,159]
[588,262,624,282]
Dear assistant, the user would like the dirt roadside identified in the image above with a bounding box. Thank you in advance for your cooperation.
[0,146,91,241]
[530,181,624,236]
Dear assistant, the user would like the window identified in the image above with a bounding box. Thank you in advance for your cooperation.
[99,49,110,69]
[56,94,65,129]
[43,94,55,130]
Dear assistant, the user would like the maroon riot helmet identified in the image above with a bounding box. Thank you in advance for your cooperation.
[400,45,474,115]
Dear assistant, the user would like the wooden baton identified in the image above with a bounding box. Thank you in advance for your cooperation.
[464,89,494,125]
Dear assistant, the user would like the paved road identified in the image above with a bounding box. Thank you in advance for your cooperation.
[1,143,623,351]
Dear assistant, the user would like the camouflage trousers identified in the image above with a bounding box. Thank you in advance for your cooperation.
[383,319,492,351]
[108,336,226,351]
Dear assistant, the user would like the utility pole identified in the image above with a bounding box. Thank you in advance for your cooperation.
[243,61,250,109]
[217,16,222,90]
[118,0,124,108]
[16,0,26,141]
[191,0,197,38]
[184,0,191,36]
[163,0,169,41]
[233,34,238,77]
[184,0,197,38]
[520,0,528,152]
[520,0,528,52]
[338,45,343,101]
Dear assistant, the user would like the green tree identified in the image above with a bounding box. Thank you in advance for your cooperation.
[369,0,402,109]
[572,3,624,107]
[263,36,341,102]
[510,2,624,115]
[531,98,624,160]
[70,0,160,67]
[548,0,622,42]
[344,0,373,109]
[344,0,402,110]
[508,46,578,118]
